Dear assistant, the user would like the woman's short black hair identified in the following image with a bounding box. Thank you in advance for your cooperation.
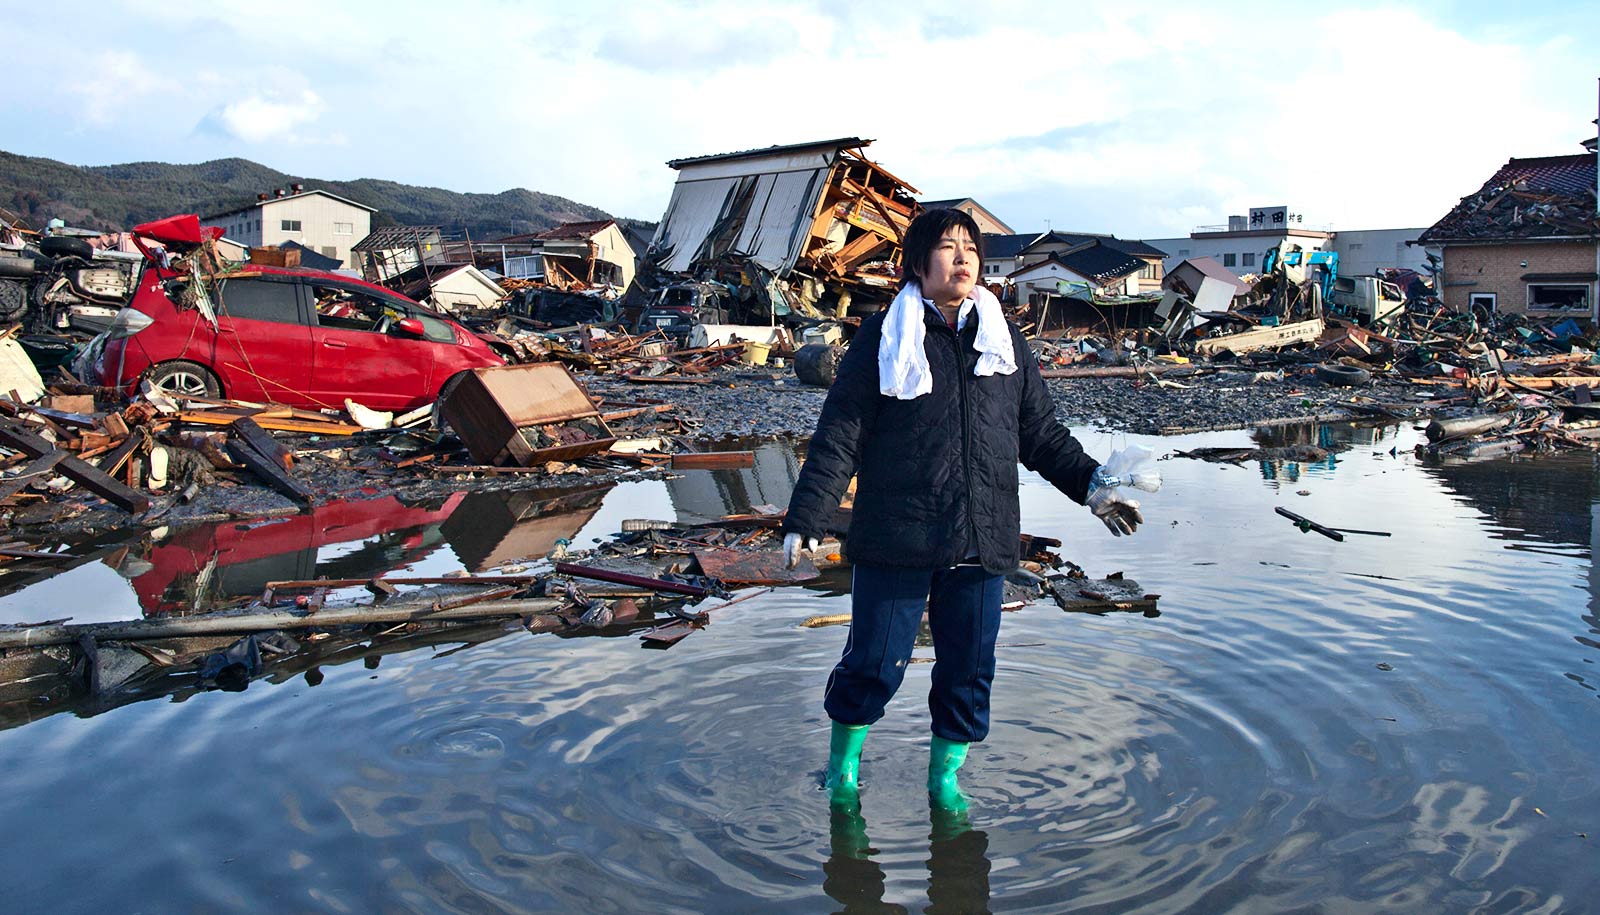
[899,207,985,288]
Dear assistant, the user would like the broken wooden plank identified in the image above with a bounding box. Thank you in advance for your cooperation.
[671,451,756,470]
[228,416,294,471]
[225,435,313,506]
[0,420,151,512]
[0,450,67,502]
[178,410,362,435]
[95,433,145,477]
[638,618,699,645]
[622,375,714,385]
[1047,575,1160,615]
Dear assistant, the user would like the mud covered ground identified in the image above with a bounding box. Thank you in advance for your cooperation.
[8,361,1420,543]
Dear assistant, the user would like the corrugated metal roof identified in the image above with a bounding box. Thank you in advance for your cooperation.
[666,137,867,169]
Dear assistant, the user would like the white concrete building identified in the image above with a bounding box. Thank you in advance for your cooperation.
[202,187,375,268]
[1329,228,1436,278]
[1143,205,1437,279]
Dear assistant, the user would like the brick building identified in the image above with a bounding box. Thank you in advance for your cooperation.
[1415,143,1599,319]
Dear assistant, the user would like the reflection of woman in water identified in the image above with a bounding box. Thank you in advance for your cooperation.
[783,208,1144,811]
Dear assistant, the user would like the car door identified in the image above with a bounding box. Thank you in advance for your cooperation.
[306,281,435,411]
[211,276,316,406]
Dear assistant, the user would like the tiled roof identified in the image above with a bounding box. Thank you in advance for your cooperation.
[1016,229,1165,261]
[1418,153,1599,243]
[1012,241,1144,284]
[982,232,1037,259]
[1059,243,1146,283]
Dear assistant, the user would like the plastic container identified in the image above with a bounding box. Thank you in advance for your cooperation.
[743,341,772,365]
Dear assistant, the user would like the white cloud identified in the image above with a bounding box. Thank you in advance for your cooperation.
[198,90,324,144]
[63,50,183,126]
[4,1,1595,239]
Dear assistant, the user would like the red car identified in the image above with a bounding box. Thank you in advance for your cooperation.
[86,215,505,412]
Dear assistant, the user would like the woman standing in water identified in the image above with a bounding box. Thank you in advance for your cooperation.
[782,207,1145,809]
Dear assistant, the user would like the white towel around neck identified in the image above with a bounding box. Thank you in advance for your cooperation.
[878,281,1016,399]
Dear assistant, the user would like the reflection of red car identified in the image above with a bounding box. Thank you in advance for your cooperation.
[86,215,505,411]
[133,493,466,615]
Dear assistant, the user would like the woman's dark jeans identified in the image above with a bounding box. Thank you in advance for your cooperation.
[823,562,1004,742]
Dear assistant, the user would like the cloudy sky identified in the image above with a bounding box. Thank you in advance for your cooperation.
[6,0,1597,239]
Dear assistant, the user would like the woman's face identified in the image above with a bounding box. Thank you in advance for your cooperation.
[919,226,979,305]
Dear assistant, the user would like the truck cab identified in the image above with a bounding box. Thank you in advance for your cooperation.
[1328,275,1406,328]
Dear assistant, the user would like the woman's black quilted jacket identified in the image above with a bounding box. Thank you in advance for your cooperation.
[782,307,1100,574]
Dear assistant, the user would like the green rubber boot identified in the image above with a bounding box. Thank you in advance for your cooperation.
[927,735,970,811]
[825,722,870,806]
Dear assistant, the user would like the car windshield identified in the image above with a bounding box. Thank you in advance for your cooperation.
[659,288,697,309]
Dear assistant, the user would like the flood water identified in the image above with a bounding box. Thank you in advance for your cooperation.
[0,424,1596,912]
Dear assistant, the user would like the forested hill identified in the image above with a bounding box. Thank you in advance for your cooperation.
[0,150,622,239]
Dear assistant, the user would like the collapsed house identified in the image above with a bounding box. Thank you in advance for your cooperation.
[646,137,920,317]
[352,219,637,318]
[1415,141,1599,319]
[494,219,637,292]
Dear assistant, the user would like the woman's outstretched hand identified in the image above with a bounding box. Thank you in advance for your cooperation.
[1086,488,1144,536]
[783,532,820,568]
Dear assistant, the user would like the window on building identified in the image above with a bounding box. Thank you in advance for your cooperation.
[1177,249,1190,257]
[321,246,339,260]
[1242,252,1255,267]
[1468,293,1497,315]
[1528,284,1589,312]
[1222,253,1237,267]
[281,220,302,232]
[334,222,353,235]
[218,278,301,324]
[1139,263,1158,279]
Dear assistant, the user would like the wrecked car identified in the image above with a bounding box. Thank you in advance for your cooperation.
[635,282,733,342]
[81,215,505,412]
[0,235,140,335]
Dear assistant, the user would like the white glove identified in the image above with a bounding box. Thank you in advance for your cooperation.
[783,532,819,569]
[1086,486,1143,536]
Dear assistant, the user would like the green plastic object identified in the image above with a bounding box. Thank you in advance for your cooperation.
[927,735,970,810]
[825,722,870,806]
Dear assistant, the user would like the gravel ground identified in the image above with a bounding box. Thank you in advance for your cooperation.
[584,362,1419,440]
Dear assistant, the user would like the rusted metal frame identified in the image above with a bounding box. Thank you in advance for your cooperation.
[554,561,711,597]
[263,574,544,593]
[428,586,520,614]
